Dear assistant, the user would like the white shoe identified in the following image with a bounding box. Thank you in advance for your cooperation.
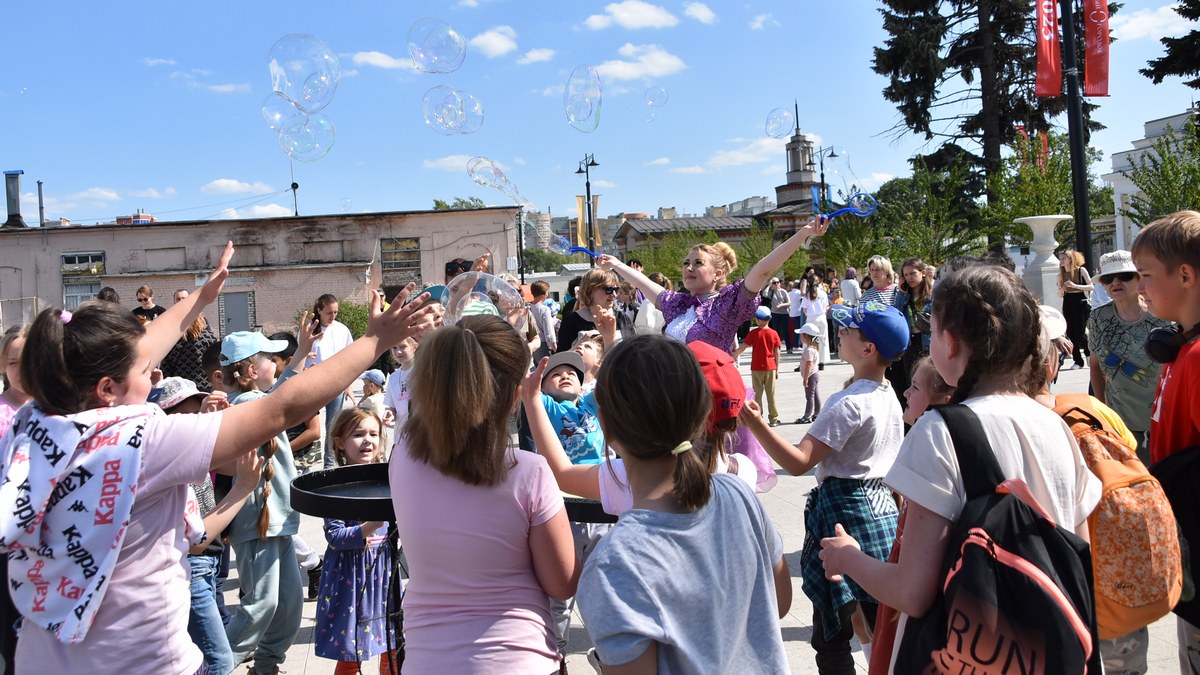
[587,648,603,673]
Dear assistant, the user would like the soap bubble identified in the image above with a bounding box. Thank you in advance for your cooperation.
[261,92,308,133]
[764,107,795,139]
[422,86,484,135]
[467,157,511,192]
[268,34,340,113]
[408,18,467,74]
[340,198,353,212]
[645,86,668,108]
[443,272,528,333]
[564,65,602,133]
[278,112,335,163]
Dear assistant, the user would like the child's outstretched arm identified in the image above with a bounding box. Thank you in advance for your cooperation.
[189,448,262,554]
[743,216,830,295]
[288,310,322,374]
[212,286,438,469]
[597,255,666,307]
[147,241,234,364]
[739,400,831,475]
[521,358,603,500]
[820,502,951,618]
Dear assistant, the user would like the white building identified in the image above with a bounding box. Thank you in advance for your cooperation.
[1102,106,1199,250]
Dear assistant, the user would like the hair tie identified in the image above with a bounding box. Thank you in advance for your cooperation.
[463,327,474,336]
[670,441,692,455]
[60,309,73,324]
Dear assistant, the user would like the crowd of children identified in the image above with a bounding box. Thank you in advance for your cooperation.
[2,209,1199,675]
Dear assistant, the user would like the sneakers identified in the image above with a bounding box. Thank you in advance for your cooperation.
[307,562,322,601]
[795,416,813,425]
[794,365,802,372]
[587,648,603,674]
[769,420,780,427]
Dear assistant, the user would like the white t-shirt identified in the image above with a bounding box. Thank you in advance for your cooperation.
[800,292,829,319]
[384,366,412,430]
[598,453,757,516]
[886,395,1101,532]
[807,378,904,484]
[787,289,806,317]
[309,320,354,366]
[840,279,862,307]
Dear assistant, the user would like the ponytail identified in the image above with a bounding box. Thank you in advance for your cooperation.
[671,443,712,511]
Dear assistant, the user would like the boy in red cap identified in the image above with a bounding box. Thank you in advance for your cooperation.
[734,306,782,426]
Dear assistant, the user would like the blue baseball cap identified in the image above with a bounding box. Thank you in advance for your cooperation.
[360,369,386,387]
[220,331,289,366]
[754,306,771,320]
[831,301,910,361]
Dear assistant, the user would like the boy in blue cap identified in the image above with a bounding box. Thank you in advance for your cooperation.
[734,305,783,426]
[741,301,908,672]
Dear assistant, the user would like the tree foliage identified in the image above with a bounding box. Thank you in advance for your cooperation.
[873,0,1109,203]
[1141,0,1200,90]
[432,196,486,210]
[628,227,719,288]
[879,158,997,266]
[1121,115,1200,226]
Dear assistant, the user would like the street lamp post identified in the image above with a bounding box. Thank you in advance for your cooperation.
[576,154,599,268]
[806,145,838,213]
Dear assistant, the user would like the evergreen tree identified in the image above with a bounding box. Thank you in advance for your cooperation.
[1140,0,1200,90]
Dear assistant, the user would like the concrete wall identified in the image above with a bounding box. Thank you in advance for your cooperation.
[0,206,519,335]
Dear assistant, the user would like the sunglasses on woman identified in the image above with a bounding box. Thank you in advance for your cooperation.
[1099,271,1137,285]
[602,286,620,295]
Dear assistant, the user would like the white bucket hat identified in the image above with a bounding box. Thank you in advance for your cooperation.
[1098,250,1137,279]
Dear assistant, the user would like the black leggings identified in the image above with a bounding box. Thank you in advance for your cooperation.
[1062,291,1090,366]
[812,601,878,675]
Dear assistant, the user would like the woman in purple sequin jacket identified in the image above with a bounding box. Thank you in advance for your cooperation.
[598,216,830,355]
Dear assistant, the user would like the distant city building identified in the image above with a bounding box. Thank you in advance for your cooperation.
[658,206,677,219]
[705,205,728,217]
[707,196,776,217]
[1102,105,1199,249]
[116,209,157,225]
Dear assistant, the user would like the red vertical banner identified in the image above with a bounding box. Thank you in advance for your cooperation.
[1084,0,1111,96]
[1036,0,1062,97]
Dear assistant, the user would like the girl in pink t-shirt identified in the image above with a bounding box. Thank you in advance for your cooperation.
[390,315,580,674]
[0,325,29,433]
[0,244,439,675]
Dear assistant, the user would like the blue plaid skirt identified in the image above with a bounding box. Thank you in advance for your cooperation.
[800,477,899,639]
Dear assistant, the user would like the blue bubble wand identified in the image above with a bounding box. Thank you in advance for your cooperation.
[549,234,600,259]
[822,192,878,220]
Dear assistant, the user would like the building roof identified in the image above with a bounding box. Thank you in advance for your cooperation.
[617,215,755,236]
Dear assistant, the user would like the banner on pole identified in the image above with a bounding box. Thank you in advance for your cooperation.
[575,195,586,247]
[1083,0,1110,96]
[1035,0,1062,97]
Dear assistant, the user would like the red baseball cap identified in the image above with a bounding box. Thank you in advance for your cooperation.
[687,341,744,430]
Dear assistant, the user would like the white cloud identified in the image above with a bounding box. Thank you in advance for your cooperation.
[216,204,293,220]
[517,48,556,64]
[749,13,779,30]
[422,154,475,171]
[646,157,671,166]
[201,179,273,195]
[858,172,895,192]
[684,3,716,24]
[705,138,784,169]
[470,26,518,58]
[19,187,120,221]
[511,156,528,166]
[1110,4,1192,41]
[539,84,565,96]
[586,1,679,30]
[595,43,686,81]
[351,51,415,70]
[593,179,618,189]
[71,187,120,202]
[143,57,175,67]
[670,166,705,174]
[458,0,479,6]
[129,187,178,199]
[204,83,251,94]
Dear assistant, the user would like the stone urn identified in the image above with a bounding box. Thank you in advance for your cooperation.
[1016,215,1072,311]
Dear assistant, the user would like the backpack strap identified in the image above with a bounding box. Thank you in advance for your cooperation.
[933,404,1005,501]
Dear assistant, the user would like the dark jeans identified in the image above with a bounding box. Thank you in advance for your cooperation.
[770,312,791,351]
[813,601,878,675]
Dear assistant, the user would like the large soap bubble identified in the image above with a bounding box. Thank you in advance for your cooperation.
[268,34,340,113]
[408,18,467,74]
[764,107,795,139]
[466,157,511,192]
[442,272,528,333]
[278,113,335,163]
[564,65,602,133]
[422,86,484,135]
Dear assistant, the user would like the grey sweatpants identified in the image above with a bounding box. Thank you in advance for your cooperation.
[225,536,304,671]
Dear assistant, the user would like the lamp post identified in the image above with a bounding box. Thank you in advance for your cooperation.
[516,205,525,285]
[576,154,599,268]
[806,145,839,213]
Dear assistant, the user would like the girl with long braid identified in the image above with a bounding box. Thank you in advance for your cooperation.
[819,264,1101,673]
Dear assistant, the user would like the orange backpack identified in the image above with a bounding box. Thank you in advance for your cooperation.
[1054,394,1184,639]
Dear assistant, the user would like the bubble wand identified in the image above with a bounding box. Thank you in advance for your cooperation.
[822,192,878,220]
[549,234,600,259]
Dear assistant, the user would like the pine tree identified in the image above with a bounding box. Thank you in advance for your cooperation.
[1140,0,1200,89]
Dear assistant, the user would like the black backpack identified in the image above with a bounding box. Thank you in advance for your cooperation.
[1149,445,1200,627]
[895,404,1102,674]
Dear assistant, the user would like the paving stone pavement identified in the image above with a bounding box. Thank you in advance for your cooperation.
[226,351,1181,674]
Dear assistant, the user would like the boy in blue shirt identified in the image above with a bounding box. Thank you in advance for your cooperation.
[540,350,604,464]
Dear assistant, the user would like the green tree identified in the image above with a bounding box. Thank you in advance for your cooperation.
[1120,116,1200,226]
[628,227,718,288]
[873,0,1110,206]
[1141,0,1200,89]
[880,158,996,266]
[736,222,810,283]
[432,196,486,210]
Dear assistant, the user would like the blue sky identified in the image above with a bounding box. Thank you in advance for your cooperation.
[2,1,1196,226]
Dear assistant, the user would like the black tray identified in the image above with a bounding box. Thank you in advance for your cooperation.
[291,463,394,521]
[292,463,618,523]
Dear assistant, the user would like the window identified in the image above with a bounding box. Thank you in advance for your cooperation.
[380,237,421,286]
[61,251,105,276]
[63,280,100,309]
